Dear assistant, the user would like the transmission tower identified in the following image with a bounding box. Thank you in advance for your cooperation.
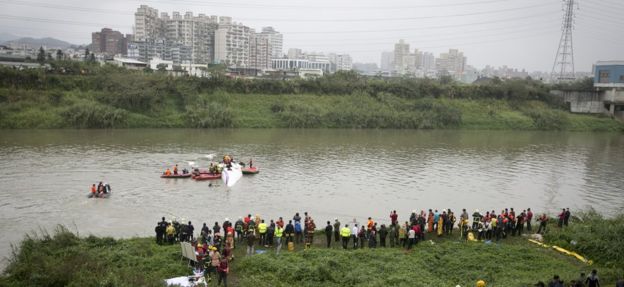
[550,0,578,83]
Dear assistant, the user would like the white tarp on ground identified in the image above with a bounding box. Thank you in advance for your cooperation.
[164,276,206,286]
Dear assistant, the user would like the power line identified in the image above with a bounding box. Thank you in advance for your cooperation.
[0,0,558,23]
[331,30,556,53]
[283,12,558,34]
[290,26,560,48]
[119,0,540,10]
[0,11,559,35]
[0,14,132,29]
[231,3,559,23]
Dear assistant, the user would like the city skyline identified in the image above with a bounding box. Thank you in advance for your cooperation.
[1,0,622,72]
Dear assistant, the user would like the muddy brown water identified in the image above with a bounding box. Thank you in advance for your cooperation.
[1,129,623,269]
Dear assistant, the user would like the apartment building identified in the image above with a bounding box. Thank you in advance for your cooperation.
[328,53,353,72]
[91,28,132,57]
[260,27,283,58]
[436,48,466,78]
[214,16,252,67]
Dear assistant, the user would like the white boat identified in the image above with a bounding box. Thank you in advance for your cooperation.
[221,162,242,187]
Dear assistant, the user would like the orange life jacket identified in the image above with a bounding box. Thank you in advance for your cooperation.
[91,186,96,193]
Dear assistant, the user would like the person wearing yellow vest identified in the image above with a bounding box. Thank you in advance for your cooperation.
[258,220,267,246]
[274,225,283,255]
[166,222,175,244]
[340,224,351,249]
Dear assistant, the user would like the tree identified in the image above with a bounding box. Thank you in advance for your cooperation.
[84,48,90,61]
[56,49,64,61]
[89,53,96,63]
[156,63,168,72]
[46,53,53,62]
[36,47,46,64]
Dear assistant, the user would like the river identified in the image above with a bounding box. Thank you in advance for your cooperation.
[0,129,623,268]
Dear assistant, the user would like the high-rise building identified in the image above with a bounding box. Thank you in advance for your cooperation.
[250,30,272,70]
[435,48,466,78]
[214,16,251,67]
[134,5,163,41]
[380,51,394,72]
[260,27,283,58]
[91,28,132,57]
[162,11,217,64]
[393,39,410,75]
[422,52,435,73]
[413,49,423,70]
[128,39,192,64]
[131,5,283,69]
[328,53,353,72]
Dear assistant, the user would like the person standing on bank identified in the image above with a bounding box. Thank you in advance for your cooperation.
[325,221,333,248]
[564,208,571,227]
[333,218,341,242]
[526,208,533,232]
[340,224,351,249]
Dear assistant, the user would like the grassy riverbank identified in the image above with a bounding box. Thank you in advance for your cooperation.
[0,65,621,131]
[2,212,622,286]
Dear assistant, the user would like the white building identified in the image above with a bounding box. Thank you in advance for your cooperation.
[113,57,148,70]
[149,57,174,70]
[328,53,353,72]
[214,16,251,67]
[272,58,331,72]
[422,52,435,74]
[134,5,163,41]
[393,39,410,75]
[250,30,272,70]
[436,48,466,79]
[161,11,218,64]
[260,27,283,58]
[380,51,394,72]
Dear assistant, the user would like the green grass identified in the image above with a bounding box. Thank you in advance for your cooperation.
[2,219,622,287]
[0,226,187,287]
[237,241,587,287]
[544,211,624,269]
[0,85,622,131]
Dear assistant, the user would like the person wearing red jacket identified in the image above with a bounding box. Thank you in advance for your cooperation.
[412,224,422,245]
[558,209,566,227]
[537,213,549,234]
[526,208,533,231]
[217,258,229,286]
[390,210,398,226]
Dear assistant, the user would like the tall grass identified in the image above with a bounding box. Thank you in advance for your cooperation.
[544,210,624,268]
[0,65,621,130]
[236,241,587,286]
[1,225,187,287]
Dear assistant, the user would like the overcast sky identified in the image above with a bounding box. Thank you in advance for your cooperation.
[1,0,622,72]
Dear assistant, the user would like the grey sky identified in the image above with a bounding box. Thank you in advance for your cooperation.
[1,0,622,72]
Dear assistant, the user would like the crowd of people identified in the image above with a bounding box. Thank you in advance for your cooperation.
[153,207,587,286]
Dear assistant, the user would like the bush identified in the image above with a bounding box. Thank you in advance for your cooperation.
[544,210,624,268]
[185,100,233,128]
[62,102,128,128]
[523,108,569,130]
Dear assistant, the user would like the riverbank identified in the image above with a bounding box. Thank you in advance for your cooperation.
[1,66,621,131]
[1,91,621,131]
[1,212,622,286]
